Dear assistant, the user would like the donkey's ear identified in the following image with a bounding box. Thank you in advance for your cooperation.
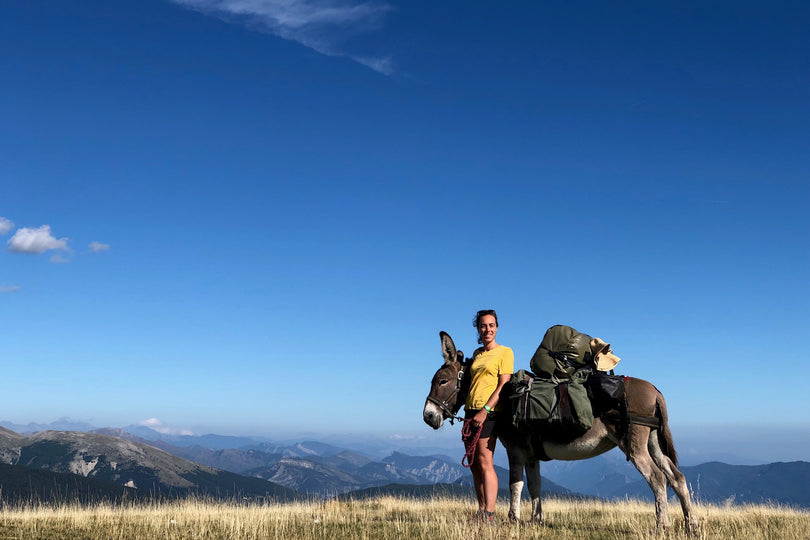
[440,331,457,365]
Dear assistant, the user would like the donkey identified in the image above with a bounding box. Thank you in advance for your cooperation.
[423,331,699,537]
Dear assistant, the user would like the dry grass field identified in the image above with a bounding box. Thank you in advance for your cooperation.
[0,495,808,540]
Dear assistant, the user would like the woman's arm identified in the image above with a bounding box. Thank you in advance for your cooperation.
[472,373,512,427]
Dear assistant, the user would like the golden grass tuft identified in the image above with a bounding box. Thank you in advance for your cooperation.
[0,495,808,539]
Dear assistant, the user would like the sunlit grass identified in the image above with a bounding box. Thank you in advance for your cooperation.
[0,495,807,539]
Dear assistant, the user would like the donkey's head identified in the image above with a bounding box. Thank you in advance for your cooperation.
[423,331,468,429]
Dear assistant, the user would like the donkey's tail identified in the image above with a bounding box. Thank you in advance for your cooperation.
[656,391,679,467]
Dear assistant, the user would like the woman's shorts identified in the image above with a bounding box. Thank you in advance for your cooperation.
[464,409,501,439]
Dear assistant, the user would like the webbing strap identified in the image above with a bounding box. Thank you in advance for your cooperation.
[602,411,661,429]
[461,419,483,468]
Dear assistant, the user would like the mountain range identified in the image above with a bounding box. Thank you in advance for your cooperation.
[0,462,141,505]
[0,426,299,502]
[539,449,810,508]
[1,423,808,509]
[99,429,574,498]
[614,460,810,507]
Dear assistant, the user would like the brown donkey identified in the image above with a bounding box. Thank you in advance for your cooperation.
[423,331,699,536]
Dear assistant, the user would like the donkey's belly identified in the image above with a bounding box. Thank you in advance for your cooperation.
[542,419,617,460]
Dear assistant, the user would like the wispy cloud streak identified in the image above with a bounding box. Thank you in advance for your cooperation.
[170,0,394,74]
[89,241,111,253]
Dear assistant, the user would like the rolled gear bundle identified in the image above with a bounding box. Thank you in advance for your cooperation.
[530,325,594,379]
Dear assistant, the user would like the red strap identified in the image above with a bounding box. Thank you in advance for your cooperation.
[461,418,483,468]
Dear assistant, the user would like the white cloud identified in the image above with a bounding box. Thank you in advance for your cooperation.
[170,0,394,74]
[389,433,426,441]
[138,418,195,436]
[89,241,110,252]
[0,217,13,235]
[7,225,69,254]
[139,417,166,430]
[0,285,21,293]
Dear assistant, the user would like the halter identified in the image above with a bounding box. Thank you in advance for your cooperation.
[426,366,466,425]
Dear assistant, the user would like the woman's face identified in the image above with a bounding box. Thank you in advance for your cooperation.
[477,314,498,347]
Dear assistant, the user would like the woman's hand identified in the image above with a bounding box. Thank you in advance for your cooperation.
[473,409,489,428]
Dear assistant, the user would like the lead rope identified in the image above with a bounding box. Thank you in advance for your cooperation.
[461,418,483,468]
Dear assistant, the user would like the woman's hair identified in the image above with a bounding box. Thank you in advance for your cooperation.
[473,309,499,344]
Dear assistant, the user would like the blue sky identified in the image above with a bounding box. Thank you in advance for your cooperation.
[1,0,808,463]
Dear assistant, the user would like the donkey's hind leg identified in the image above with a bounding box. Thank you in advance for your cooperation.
[622,426,671,533]
[648,432,699,536]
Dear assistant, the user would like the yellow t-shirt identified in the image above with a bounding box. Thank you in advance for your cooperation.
[465,345,514,411]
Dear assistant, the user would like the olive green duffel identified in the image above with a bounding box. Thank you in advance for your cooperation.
[508,368,595,438]
[530,324,594,379]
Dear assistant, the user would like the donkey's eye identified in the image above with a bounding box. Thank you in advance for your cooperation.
[439,379,448,385]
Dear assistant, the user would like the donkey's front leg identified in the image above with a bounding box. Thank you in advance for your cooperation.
[506,443,527,521]
[507,461,524,520]
[524,459,543,524]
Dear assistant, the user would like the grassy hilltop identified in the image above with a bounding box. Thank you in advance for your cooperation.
[0,496,808,540]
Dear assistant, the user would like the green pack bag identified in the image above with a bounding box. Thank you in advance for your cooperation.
[508,369,556,429]
[530,325,594,379]
[549,369,594,435]
[508,368,595,437]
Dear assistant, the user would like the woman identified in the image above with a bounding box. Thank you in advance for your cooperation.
[464,309,514,523]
